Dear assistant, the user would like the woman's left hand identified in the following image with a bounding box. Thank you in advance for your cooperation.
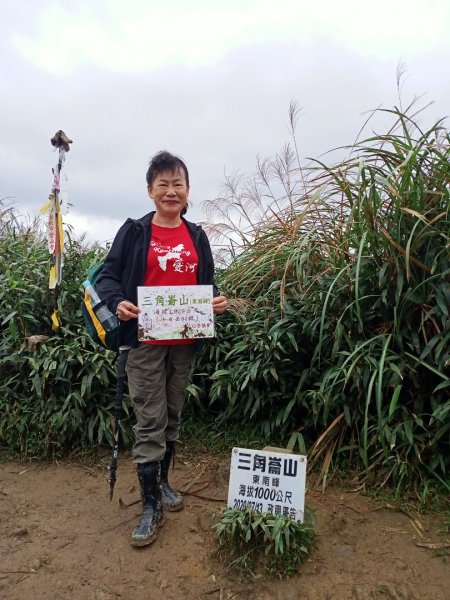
[213,295,228,315]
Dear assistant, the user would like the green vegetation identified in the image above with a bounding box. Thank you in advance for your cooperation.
[213,507,315,579]
[1,98,448,497]
[181,407,270,455]
[195,100,449,492]
[0,203,131,456]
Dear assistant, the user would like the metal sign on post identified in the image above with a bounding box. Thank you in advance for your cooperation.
[227,447,307,522]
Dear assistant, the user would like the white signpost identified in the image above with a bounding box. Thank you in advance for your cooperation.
[137,285,215,341]
[227,447,307,522]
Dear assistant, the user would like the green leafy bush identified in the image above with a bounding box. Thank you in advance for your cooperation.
[213,508,315,579]
[196,101,450,490]
[0,204,132,456]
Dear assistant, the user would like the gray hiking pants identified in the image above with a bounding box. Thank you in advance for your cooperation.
[126,344,197,464]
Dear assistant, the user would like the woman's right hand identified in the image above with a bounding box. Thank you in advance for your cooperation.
[116,300,140,321]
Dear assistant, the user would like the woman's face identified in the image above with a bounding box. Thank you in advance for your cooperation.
[148,168,189,222]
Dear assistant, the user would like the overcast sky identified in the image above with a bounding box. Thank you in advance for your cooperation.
[1,0,449,245]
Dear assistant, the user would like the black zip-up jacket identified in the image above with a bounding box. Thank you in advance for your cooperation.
[95,211,218,348]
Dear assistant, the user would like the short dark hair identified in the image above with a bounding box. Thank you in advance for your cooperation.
[146,151,190,188]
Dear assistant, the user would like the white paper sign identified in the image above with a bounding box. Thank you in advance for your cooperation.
[227,447,307,522]
[137,285,215,341]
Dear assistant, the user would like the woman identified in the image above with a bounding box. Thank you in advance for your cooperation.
[96,151,227,546]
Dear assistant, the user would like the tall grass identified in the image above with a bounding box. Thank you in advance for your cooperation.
[0,201,132,456]
[195,101,449,490]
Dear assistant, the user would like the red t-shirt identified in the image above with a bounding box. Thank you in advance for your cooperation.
[143,222,199,345]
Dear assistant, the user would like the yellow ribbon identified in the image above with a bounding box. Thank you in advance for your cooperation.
[51,309,60,330]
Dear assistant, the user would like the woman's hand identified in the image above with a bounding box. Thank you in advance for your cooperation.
[213,295,228,315]
[117,300,140,321]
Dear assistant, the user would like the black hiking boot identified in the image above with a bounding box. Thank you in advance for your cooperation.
[131,462,165,547]
[160,441,184,512]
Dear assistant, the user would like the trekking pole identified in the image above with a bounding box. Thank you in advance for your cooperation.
[108,345,131,501]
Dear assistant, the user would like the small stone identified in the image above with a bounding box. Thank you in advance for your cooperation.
[93,586,112,600]
[190,533,204,545]
[198,512,213,531]
[352,585,370,600]
[333,544,354,557]
[29,558,42,571]
[158,578,169,590]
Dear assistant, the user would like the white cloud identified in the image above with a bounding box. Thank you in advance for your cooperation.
[13,0,450,74]
[63,211,124,245]
[2,0,449,244]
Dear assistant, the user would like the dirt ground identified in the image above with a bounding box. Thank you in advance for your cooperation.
[0,450,449,600]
